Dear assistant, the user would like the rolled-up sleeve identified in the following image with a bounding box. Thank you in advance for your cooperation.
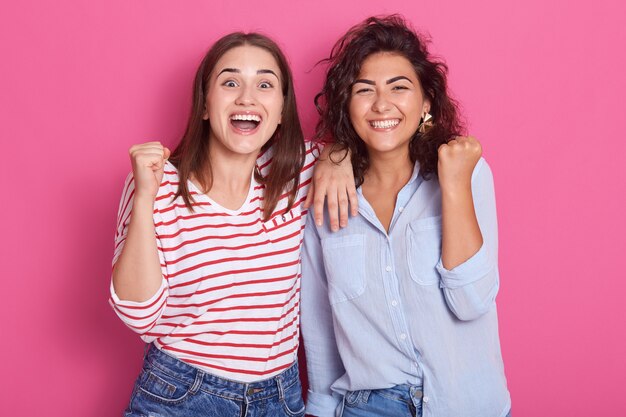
[109,278,168,337]
[109,172,168,338]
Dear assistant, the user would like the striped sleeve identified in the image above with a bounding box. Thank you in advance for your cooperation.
[109,172,169,338]
[112,172,135,267]
[253,141,320,216]
[109,279,168,336]
[296,140,322,204]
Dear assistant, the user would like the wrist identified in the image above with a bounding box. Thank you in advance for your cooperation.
[440,181,472,201]
[133,193,157,209]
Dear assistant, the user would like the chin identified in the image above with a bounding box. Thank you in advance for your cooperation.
[230,142,265,155]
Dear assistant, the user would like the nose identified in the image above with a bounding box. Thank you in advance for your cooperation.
[235,85,256,106]
[371,92,391,113]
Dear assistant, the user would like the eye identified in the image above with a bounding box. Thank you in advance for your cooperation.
[223,80,238,88]
[354,87,373,95]
[392,85,409,91]
[259,81,274,89]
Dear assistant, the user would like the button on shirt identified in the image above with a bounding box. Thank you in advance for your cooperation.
[301,158,510,417]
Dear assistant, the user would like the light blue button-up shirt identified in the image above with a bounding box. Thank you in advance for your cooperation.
[301,158,510,417]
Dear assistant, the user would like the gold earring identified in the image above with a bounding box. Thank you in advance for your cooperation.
[418,112,433,133]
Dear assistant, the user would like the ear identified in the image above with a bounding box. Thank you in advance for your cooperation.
[423,99,431,115]
[202,106,209,121]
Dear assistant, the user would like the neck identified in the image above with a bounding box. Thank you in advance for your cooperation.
[208,155,256,192]
[364,148,414,189]
[192,140,259,210]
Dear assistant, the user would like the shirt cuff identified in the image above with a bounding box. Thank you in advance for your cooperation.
[306,389,341,417]
[110,277,167,307]
[436,244,495,289]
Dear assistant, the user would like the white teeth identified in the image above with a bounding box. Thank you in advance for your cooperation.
[230,114,261,122]
[371,119,399,129]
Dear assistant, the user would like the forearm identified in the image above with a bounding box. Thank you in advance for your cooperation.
[438,159,500,320]
[112,194,164,302]
[440,183,483,270]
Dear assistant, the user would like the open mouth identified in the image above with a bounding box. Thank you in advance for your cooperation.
[230,113,261,133]
[369,119,400,130]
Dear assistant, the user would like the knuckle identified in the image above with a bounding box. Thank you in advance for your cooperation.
[314,175,328,186]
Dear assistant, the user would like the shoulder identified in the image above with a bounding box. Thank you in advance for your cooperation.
[305,139,322,156]
[256,146,274,177]
[471,157,493,182]
[470,157,496,196]
[151,161,182,210]
[162,160,181,183]
[303,140,322,171]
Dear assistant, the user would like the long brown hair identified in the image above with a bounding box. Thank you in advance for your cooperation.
[315,15,464,186]
[169,32,305,220]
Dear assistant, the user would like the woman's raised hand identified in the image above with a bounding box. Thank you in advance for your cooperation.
[437,136,482,190]
[129,141,171,200]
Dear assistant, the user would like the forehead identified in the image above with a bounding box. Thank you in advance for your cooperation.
[213,45,281,77]
[358,52,417,79]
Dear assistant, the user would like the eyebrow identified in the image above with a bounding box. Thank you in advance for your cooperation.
[387,76,413,84]
[353,76,413,86]
[217,68,280,79]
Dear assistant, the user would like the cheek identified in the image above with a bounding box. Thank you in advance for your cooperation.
[265,95,284,121]
[400,97,424,121]
[276,97,285,122]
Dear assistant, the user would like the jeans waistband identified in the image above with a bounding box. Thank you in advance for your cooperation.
[143,343,300,401]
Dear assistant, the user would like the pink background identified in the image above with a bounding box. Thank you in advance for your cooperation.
[1,0,625,415]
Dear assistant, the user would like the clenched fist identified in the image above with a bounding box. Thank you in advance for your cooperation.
[129,141,171,200]
[437,136,482,190]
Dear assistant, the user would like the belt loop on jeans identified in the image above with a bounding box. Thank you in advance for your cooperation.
[275,374,285,401]
[189,369,204,394]
[359,389,371,402]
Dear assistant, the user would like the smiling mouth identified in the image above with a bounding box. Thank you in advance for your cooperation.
[370,119,400,129]
[230,114,261,132]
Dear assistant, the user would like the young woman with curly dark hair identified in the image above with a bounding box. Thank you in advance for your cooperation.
[301,15,511,417]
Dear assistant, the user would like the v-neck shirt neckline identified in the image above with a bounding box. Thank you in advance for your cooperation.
[174,161,260,216]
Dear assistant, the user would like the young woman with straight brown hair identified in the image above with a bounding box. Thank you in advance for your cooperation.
[110,32,354,417]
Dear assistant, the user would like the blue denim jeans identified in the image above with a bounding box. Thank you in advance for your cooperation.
[124,344,305,417]
[337,384,512,417]
[337,385,424,417]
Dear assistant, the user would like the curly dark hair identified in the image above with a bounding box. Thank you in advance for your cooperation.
[315,15,464,185]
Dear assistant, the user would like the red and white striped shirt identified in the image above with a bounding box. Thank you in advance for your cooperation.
[110,143,318,382]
